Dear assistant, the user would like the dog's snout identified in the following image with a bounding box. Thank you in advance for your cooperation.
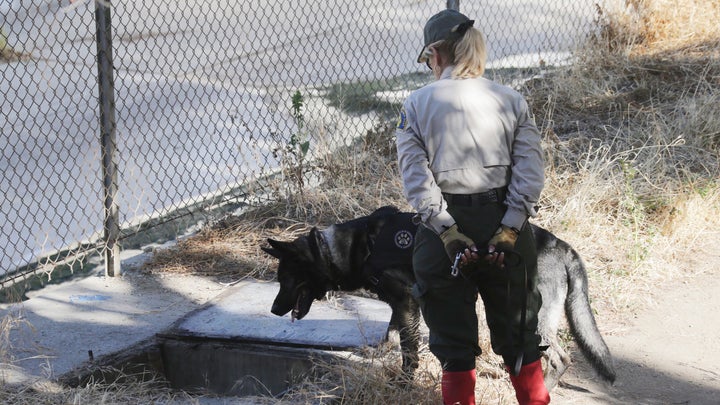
[270,305,288,316]
[271,298,292,316]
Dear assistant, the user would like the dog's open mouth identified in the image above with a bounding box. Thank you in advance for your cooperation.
[291,287,313,322]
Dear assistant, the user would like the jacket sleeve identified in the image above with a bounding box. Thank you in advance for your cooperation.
[503,97,545,230]
[395,100,455,235]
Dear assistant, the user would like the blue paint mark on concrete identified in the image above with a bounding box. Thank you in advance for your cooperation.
[69,294,112,303]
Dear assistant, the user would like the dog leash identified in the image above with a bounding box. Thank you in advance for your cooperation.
[450,248,528,376]
[511,256,528,376]
[449,249,523,276]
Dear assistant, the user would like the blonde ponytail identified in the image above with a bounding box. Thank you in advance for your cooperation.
[451,28,486,79]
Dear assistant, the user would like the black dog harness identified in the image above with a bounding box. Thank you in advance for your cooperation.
[363,212,417,287]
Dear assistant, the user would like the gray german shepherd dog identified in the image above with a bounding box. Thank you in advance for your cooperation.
[262,206,616,389]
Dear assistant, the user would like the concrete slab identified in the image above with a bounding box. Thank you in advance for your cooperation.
[157,280,393,396]
[169,280,392,350]
[0,260,227,386]
[1,257,393,398]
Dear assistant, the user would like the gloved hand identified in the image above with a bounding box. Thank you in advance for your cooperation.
[439,224,475,260]
[487,225,519,252]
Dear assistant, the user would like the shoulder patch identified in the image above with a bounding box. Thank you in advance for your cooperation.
[396,108,407,130]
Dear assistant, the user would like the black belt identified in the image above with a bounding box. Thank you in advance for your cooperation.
[442,188,506,206]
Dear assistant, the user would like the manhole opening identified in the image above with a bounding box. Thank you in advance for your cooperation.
[64,336,345,398]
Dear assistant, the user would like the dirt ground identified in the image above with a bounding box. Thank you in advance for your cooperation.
[550,233,720,405]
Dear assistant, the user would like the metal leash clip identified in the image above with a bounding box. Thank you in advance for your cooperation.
[450,252,462,277]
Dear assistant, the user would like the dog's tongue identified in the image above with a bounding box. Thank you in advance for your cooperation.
[291,298,301,322]
[291,289,309,322]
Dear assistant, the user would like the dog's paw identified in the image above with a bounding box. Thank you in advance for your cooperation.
[386,328,402,348]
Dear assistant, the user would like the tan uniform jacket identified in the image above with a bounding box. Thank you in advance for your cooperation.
[396,66,544,234]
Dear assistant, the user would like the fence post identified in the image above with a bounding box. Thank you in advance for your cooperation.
[95,0,121,277]
[447,0,459,11]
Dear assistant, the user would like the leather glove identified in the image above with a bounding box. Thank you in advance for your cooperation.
[487,225,519,252]
[439,224,475,260]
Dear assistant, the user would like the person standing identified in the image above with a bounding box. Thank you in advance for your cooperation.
[395,9,550,405]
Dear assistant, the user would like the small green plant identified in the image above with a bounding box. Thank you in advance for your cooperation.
[290,90,310,163]
[277,90,311,199]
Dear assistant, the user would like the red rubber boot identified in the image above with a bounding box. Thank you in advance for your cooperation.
[441,369,476,405]
[508,360,550,405]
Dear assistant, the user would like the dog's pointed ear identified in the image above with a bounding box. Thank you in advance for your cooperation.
[261,246,282,259]
[264,237,313,260]
[263,238,292,259]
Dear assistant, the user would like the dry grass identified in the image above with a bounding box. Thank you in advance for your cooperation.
[0,375,198,405]
[3,0,720,403]
[524,0,720,317]
[142,121,411,283]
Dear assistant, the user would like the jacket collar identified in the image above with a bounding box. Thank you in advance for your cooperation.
[440,65,454,80]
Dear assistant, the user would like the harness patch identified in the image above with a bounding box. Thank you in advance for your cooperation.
[394,229,414,249]
[366,211,417,271]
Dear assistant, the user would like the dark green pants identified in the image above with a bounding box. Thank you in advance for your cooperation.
[411,202,543,371]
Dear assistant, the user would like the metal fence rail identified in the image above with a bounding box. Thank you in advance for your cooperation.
[1,0,599,291]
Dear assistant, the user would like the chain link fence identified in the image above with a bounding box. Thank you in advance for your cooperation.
[1,0,600,294]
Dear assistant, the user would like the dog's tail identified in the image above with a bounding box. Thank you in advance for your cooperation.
[565,249,617,384]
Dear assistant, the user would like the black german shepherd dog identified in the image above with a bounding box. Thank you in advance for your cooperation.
[262,206,616,389]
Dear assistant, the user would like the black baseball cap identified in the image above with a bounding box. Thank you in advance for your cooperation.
[417,9,474,63]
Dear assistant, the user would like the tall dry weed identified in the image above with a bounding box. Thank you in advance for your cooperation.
[527,0,720,315]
